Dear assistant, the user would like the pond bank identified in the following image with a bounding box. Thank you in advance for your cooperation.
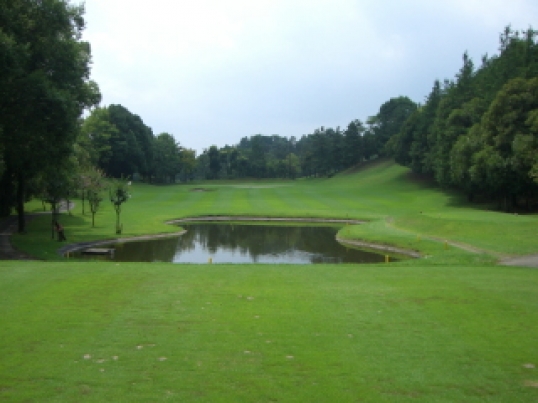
[58,231,186,257]
[336,237,421,258]
[58,216,421,262]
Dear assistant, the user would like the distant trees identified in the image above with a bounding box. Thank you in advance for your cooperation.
[344,121,364,167]
[369,97,418,156]
[78,107,115,169]
[195,95,417,180]
[153,133,181,183]
[187,26,537,213]
[5,5,533,221]
[81,105,195,183]
[208,146,220,179]
[179,148,197,182]
[249,136,267,178]
[392,80,442,173]
[102,104,153,178]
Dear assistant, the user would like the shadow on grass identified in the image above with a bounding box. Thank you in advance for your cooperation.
[24,210,101,238]
[394,170,500,212]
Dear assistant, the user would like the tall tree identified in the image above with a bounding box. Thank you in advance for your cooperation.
[311,129,329,176]
[344,120,364,167]
[430,53,476,186]
[0,0,100,231]
[370,96,418,156]
[411,80,442,174]
[179,148,197,181]
[79,107,116,168]
[474,77,538,208]
[105,105,154,179]
[208,146,220,179]
[109,177,130,234]
[85,166,106,227]
[152,133,180,183]
[249,136,266,178]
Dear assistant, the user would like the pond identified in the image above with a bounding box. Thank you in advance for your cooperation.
[72,222,399,264]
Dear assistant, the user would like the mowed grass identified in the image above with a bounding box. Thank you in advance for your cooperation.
[1,159,538,402]
[1,262,538,402]
[13,159,538,259]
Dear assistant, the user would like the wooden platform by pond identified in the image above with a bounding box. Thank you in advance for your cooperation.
[81,248,114,256]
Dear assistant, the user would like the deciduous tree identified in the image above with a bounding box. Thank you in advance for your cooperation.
[0,0,100,231]
[109,178,130,234]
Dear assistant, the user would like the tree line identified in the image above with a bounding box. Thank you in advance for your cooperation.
[198,26,538,211]
[2,2,537,236]
[0,1,197,233]
[195,96,417,180]
[79,104,196,183]
[388,26,538,210]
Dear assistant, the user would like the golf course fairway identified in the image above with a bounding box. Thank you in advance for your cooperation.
[1,159,537,402]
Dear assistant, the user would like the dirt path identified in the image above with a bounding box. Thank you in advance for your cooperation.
[499,254,538,268]
[385,216,538,267]
[414,234,538,267]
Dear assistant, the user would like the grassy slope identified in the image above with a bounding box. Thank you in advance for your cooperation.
[13,159,538,259]
[2,159,538,402]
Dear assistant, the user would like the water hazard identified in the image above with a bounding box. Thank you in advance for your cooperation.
[73,223,396,264]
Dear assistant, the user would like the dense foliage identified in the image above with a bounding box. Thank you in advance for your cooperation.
[196,96,416,180]
[79,105,195,183]
[389,27,538,209]
[0,0,100,230]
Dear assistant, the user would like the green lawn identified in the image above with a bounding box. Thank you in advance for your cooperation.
[2,159,538,402]
[14,159,537,260]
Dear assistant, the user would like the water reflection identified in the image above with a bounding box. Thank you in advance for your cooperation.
[76,223,392,264]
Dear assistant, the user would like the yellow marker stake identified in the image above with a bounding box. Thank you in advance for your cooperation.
[208,257,212,264]
[385,255,389,263]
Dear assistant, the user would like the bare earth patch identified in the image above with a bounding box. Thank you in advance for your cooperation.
[500,254,538,268]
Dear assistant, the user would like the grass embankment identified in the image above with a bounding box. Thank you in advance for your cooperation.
[1,159,538,402]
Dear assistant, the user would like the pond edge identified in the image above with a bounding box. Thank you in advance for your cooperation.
[58,231,186,256]
[57,216,421,260]
[336,237,421,258]
[166,216,367,225]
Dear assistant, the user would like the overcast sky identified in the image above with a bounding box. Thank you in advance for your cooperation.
[83,0,538,154]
